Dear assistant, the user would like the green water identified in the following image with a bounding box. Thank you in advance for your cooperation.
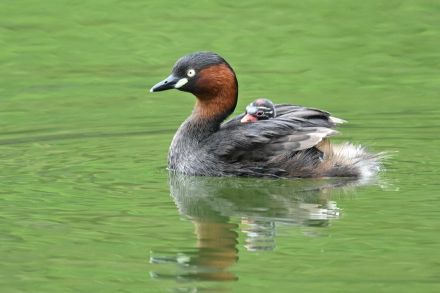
[1,0,439,292]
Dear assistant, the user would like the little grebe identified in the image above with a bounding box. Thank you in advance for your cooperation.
[241,98,276,123]
[150,52,381,178]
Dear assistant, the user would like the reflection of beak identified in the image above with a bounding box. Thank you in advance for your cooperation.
[240,114,258,123]
[150,75,188,92]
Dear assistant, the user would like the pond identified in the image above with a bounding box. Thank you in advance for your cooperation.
[1,1,439,292]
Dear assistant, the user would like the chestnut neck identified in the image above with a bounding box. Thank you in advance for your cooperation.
[191,64,238,129]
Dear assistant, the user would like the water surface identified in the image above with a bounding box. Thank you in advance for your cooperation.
[1,1,440,292]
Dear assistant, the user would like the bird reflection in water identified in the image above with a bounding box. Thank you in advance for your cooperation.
[150,173,369,289]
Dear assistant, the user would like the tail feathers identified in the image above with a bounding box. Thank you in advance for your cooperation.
[321,142,385,178]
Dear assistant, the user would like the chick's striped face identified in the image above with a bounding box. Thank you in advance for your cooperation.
[240,99,276,123]
[247,99,275,119]
[246,104,274,119]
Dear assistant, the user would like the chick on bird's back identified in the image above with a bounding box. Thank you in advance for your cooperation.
[241,98,276,123]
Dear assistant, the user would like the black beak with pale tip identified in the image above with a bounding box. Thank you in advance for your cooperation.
[150,74,181,92]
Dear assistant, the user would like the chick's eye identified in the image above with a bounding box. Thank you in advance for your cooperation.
[256,110,264,117]
[187,69,196,77]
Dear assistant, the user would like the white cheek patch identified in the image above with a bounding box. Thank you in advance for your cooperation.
[174,78,188,89]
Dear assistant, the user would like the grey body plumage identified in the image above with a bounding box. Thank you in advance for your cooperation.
[168,103,381,178]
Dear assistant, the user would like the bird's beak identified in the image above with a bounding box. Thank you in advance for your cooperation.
[149,74,188,92]
[240,114,258,123]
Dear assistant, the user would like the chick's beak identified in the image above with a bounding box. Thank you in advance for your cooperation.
[240,114,258,123]
[150,74,187,92]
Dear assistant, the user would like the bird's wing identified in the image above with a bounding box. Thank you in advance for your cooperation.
[274,104,346,127]
[221,103,345,129]
[209,117,339,163]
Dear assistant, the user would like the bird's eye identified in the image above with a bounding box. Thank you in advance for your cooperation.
[187,69,196,77]
[256,110,264,117]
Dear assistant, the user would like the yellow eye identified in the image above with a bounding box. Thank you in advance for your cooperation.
[187,69,196,77]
